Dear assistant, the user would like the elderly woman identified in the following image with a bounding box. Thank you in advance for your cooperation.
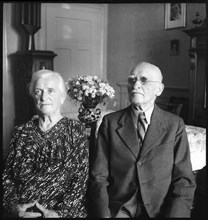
[3,69,89,218]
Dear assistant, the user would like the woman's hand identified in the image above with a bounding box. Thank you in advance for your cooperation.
[16,201,42,218]
[36,202,60,218]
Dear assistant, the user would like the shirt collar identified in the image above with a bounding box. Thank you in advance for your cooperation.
[131,104,154,125]
[143,105,154,124]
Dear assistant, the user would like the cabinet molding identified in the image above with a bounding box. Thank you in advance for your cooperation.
[183,27,206,127]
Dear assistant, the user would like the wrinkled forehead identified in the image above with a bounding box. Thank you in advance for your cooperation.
[130,63,163,82]
[35,74,59,88]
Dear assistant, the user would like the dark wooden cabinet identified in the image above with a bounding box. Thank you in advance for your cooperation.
[183,26,206,127]
[11,50,57,125]
[191,166,207,218]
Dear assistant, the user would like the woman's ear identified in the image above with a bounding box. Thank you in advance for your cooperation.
[60,94,66,105]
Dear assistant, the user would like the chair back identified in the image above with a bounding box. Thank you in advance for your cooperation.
[156,102,183,116]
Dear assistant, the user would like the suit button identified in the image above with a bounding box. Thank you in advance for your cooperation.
[137,161,142,166]
[130,181,137,188]
[133,182,137,187]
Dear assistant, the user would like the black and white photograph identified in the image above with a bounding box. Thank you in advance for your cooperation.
[170,39,179,56]
[2,2,207,219]
[165,3,187,29]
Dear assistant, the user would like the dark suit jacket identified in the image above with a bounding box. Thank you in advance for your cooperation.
[89,104,196,218]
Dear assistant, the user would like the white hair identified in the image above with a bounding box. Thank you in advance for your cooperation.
[28,69,67,98]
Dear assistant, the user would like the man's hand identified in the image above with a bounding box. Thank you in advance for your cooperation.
[36,202,59,218]
[16,201,42,218]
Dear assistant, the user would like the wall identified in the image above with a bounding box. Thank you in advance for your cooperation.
[3,3,42,158]
[3,3,206,158]
[3,3,17,158]
[106,3,206,111]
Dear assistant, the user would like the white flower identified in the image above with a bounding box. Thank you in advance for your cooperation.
[66,75,115,104]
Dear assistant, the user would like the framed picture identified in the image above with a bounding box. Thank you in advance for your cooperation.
[165,3,186,30]
[170,39,179,56]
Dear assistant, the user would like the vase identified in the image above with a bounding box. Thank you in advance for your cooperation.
[78,102,101,127]
[82,102,98,109]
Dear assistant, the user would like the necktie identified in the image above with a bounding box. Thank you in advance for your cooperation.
[137,111,146,142]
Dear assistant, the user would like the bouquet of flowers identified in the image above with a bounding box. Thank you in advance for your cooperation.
[65,75,115,107]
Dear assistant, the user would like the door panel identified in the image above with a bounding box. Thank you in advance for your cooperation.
[43,3,107,114]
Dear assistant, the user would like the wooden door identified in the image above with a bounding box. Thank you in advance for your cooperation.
[41,3,107,114]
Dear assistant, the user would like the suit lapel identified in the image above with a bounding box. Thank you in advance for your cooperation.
[138,105,167,160]
[116,106,140,159]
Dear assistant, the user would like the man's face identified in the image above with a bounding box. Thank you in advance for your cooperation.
[33,75,64,116]
[127,63,164,110]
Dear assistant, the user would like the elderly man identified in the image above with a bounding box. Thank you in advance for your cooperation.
[89,62,196,218]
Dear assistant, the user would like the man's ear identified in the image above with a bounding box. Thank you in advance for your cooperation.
[156,83,164,97]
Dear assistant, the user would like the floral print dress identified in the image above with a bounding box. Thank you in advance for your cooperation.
[3,116,89,218]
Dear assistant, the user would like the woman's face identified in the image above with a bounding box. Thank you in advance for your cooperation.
[33,75,64,116]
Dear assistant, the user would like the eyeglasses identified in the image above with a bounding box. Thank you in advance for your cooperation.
[128,76,161,86]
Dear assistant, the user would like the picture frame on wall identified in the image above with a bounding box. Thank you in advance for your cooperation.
[170,39,179,56]
[165,3,186,29]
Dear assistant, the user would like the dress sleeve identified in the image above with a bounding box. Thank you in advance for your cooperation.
[55,121,89,218]
[3,125,24,215]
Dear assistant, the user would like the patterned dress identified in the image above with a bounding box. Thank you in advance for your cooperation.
[3,116,89,218]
